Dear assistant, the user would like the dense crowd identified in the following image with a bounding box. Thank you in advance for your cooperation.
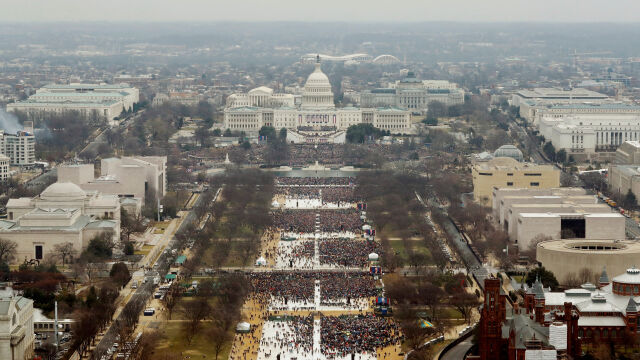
[321,315,401,358]
[319,239,382,267]
[249,273,315,302]
[272,210,317,233]
[276,186,358,204]
[276,177,355,186]
[318,210,364,232]
[320,273,376,304]
[249,272,376,304]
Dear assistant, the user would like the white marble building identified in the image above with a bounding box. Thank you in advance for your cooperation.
[2,183,120,263]
[224,57,411,134]
[0,287,34,360]
[537,104,640,153]
[7,83,139,122]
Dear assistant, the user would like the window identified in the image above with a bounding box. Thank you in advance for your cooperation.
[35,245,43,260]
[524,173,542,176]
[530,182,540,186]
[478,172,493,176]
[507,182,513,186]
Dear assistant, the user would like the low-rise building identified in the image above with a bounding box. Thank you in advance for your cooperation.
[472,157,560,206]
[614,140,640,164]
[516,212,625,251]
[608,164,640,201]
[511,87,609,121]
[7,83,139,122]
[0,286,34,360]
[537,239,640,285]
[58,156,167,205]
[3,183,120,263]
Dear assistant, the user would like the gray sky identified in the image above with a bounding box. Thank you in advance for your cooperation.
[3,0,640,22]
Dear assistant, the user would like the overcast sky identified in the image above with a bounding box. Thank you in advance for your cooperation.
[3,0,640,23]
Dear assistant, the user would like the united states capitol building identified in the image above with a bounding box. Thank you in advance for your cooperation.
[223,57,411,136]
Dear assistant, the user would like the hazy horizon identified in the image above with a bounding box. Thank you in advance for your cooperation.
[5,0,640,23]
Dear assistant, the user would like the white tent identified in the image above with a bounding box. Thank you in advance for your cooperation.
[255,257,267,266]
[271,201,280,207]
[362,224,372,231]
[368,252,379,261]
[236,322,251,333]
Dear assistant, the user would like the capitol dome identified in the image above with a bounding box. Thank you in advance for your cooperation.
[40,182,86,200]
[493,145,524,162]
[301,55,335,110]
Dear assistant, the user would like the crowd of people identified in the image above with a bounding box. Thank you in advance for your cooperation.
[320,273,377,304]
[318,210,364,232]
[319,239,382,268]
[249,272,315,303]
[249,272,376,305]
[276,186,358,204]
[276,176,355,186]
[258,316,314,358]
[321,315,402,358]
[272,210,317,233]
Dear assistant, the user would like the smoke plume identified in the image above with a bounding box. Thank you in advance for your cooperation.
[0,109,23,134]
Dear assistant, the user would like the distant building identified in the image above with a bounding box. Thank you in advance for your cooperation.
[608,164,640,200]
[536,104,640,154]
[511,87,609,121]
[614,140,640,164]
[58,156,167,207]
[3,182,120,263]
[360,72,465,112]
[0,286,34,360]
[0,154,9,181]
[7,83,139,122]
[300,53,372,64]
[492,187,619,247]
[224,58,411,134]
[0,130,35,166]
[472,157,560,206]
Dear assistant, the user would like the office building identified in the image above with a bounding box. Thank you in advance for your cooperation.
[360,72,465,111]
[472,157,560,206]
[7,83,139,122]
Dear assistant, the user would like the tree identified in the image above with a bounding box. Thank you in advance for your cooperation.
[450,292,479,324]
[121,209,146,242]
[109,262,131,288]
[85,232,115,259]
[162,282,182,320]
[0,239,17,264]
[53,242,77,265]
[543,142,556,162]
[182,296,211,345]
[258,126,276,141]
[207,324,232,360]
[525,267,559,291]
[624,189,638,210]
[556,149,567,165]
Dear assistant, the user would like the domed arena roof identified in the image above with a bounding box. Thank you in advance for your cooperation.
[613,267,640,285]
[41,182,86,200]
[493,145,524,162]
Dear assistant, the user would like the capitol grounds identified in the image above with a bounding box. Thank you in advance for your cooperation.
[125,172,479,360]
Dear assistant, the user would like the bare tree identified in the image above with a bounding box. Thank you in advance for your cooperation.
[0,238,17,263]
[182,297,211,345]
[53,242,77,265]
[162,282,182,320]
[451,292,479,324]
[207,324,232,360]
